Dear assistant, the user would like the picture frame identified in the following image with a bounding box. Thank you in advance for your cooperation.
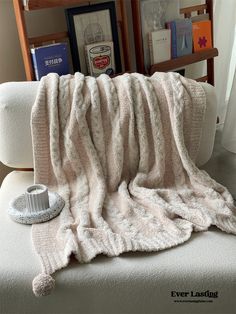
[65,1,122,75]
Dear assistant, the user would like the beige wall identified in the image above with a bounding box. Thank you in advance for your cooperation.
[0,0,68,184]
[0,0,67,84]
[0,0,25,83]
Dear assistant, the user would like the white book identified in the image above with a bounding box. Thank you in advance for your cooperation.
[149,29,171,65]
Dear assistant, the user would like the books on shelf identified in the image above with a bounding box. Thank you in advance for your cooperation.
[31,43,70,80]
[192,20,212,52]
[85,41,115,77]
[164,16,213,62]
[166,18,192,58]
[148,29,171,65]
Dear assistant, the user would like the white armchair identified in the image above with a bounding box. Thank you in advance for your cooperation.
[0,81,235,314]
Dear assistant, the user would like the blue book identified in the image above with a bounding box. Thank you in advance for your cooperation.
[175,19,192,57]
[31,43,70,80]
[166,21,177,58]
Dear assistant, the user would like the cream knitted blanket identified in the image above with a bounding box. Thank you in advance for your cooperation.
[31,72,236,296]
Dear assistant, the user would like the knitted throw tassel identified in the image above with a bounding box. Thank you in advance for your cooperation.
[32,273,55,297]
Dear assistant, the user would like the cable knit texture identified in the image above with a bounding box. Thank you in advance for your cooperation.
[31,72,236,295]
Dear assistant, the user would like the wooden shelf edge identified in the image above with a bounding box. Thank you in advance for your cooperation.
[24,0,90,11]
[180,4,207,15]
[196,75,208,82]
[29,31,68,45]
[149,48,218,75]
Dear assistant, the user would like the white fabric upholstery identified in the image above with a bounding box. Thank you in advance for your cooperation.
[0,78,224,313]
[0,81,217,168]
[0,82,38,168]
[1,171,236,314]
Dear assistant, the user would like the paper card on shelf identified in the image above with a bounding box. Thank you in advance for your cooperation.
[192,20,212,52]
[149,29,171,65]
[85,41,115,77]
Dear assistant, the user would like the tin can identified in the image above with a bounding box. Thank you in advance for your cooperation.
[85,41,115,77]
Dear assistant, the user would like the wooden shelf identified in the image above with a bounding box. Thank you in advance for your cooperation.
[23,0,90,11]
[179,4,207,16]
[14,0,131,80]
[29,31,68,45]
[149,48,218,75]
[131,0,216,85]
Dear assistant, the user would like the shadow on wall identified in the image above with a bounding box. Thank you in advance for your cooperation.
[0,163,12,187]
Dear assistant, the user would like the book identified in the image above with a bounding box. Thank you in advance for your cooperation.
[192,20,212,52]
[166,21,177,58]
[31,43,70,80]
[148,29,171,65]
[166,18,192,58]
[175,19,192,57]
[85,41,115,77]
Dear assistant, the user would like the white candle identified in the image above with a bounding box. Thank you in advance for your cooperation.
[25,184,49,212]
[29,187,43,194]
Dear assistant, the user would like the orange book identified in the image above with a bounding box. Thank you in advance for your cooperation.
[192,20,212,52]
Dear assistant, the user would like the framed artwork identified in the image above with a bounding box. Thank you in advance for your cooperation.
[65,1,122,75]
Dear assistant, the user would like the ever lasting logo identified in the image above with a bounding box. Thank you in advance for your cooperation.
[171,290,219,303]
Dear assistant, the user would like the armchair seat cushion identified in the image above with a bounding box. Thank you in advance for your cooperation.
[1,171,236,314]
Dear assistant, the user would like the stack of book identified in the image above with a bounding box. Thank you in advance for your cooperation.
[149,14,212,66]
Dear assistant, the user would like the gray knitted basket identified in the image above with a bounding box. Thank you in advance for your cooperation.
[8,187,65,224]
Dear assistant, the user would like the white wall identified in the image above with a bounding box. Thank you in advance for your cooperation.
[214,0,236,122]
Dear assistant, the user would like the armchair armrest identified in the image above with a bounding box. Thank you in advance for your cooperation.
[0,82,39,168]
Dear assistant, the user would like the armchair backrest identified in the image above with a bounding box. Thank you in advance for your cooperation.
[0,81,217,169]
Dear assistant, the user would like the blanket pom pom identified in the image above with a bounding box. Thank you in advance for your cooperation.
[32,273,55,297]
